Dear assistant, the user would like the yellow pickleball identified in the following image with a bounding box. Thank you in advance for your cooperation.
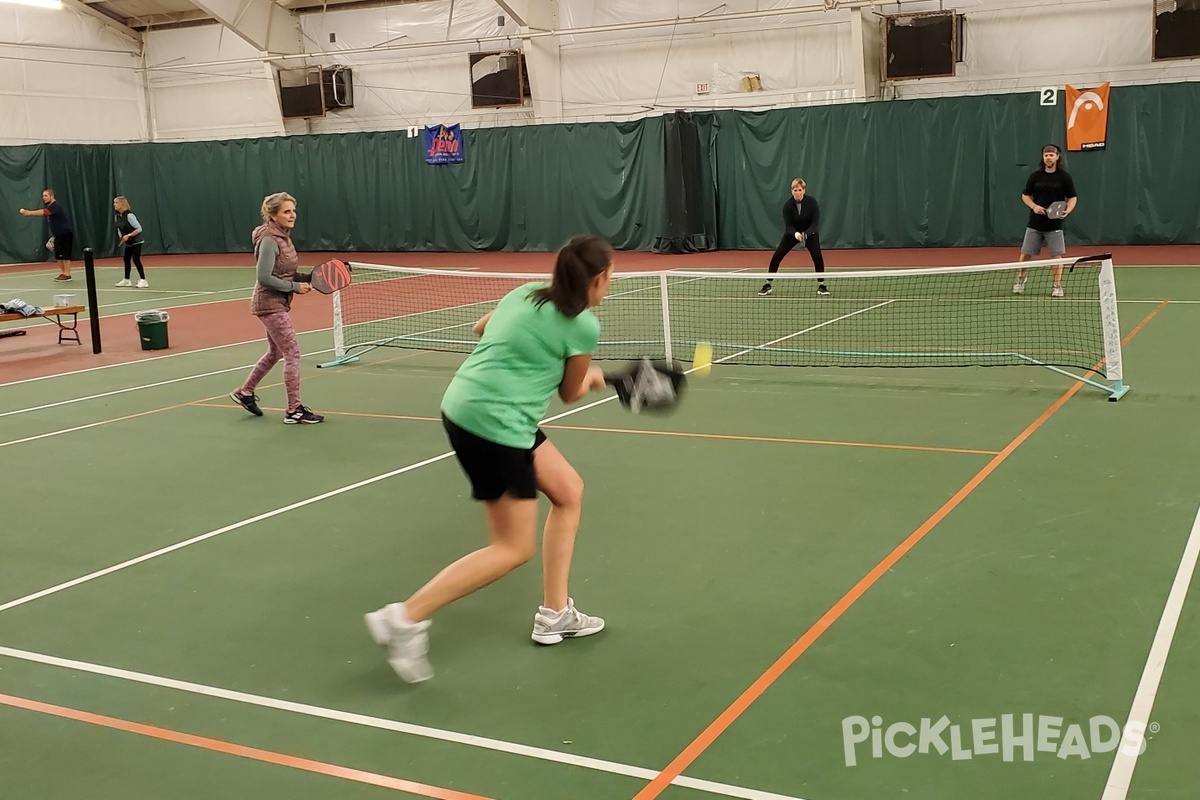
[692,341,713,377]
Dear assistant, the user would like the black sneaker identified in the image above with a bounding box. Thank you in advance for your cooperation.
[285,404,325,424]
[817,283,830,296]
[230,390,263,417]
[757,282,773,296]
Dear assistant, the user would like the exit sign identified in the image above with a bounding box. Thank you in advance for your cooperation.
[696,83,711,94]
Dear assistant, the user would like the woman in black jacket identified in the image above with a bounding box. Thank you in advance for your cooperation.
[759,177,828,296]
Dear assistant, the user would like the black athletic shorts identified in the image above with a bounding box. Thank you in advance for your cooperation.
[442,414,547,501]
[53,232,74,261]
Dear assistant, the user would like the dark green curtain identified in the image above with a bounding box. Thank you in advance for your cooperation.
[0,146,46,263]
[0,120,664,262]
[1,82,1196,264]
[655,111,717,252]
[714,82,1200,249]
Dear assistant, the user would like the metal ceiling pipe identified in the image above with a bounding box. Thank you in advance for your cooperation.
[144,0,877,71]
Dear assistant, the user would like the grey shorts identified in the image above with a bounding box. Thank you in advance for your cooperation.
[1021,228,1066,257]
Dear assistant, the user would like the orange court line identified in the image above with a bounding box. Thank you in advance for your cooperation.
[630,300,1169,800]
[190,402,441,424]
[542,424,999,456]
[0,692,495,800]
[0,349,427,448]
[190,403,999,456]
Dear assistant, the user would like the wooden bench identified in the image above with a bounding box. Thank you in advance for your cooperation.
[0,305,86,345]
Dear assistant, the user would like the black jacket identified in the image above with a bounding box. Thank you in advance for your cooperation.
[782,195,820,238]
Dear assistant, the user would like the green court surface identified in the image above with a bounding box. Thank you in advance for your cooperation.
[1,262,1198,800]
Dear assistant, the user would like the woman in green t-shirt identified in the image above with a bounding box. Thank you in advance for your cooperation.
[365,235,616,683]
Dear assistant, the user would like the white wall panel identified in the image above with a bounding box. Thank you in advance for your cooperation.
[7,0,1200,145]
[0,6,144,144]
[557,20,854,118]
[144,26,282,140]
[886,0,1198,99]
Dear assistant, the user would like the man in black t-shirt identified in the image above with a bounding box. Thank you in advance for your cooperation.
[19,188,75,282]
[1013,144,1077,298]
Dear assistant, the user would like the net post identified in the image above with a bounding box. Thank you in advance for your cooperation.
[331,287,346,361]
[317,287,358,368]
[658,273,673,363]
[1096,255,1129,400]
[83,248,101,354]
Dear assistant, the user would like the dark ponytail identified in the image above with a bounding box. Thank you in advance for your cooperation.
[531,235,614,317]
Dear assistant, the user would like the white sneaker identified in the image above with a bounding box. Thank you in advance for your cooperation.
[136,279,149,288]
[365,604,433,683]
[531,598,605,645]
[1051,286,1064,298]
[1012,279,1026,295]
[115,278,132,287]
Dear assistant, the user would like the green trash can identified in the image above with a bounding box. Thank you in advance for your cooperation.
[135,309,170,351]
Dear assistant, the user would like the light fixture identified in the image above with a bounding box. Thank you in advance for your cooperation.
[0,0,65,9]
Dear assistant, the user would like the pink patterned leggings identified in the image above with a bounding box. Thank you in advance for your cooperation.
[241,311,302,411]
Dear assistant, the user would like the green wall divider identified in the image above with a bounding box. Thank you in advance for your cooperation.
[1,82,1196,264]
[0,119,667,263]
[712,82,1200,251]
[0,145,46,264]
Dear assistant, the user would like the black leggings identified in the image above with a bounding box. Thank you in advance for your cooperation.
[123,243,145,279]
[767,232,825,277]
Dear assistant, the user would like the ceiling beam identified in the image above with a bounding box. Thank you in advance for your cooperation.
[131,11,222,29]
[493,0,531,28]
[63,0,143,46]
[187,0,303,53]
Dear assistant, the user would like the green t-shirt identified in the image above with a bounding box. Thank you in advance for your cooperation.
[441,282,601,448]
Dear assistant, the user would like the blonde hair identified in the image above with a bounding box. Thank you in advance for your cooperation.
[114,196,130,212]
[261,192,296,222]
[790,178,806,190]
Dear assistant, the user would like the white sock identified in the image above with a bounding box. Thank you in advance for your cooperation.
[388,602,420,628]
[540,600,571,617]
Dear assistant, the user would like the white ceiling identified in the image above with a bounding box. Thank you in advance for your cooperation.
[79,0,434,30]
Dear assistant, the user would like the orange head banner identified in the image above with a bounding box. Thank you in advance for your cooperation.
[1065,82,1111,151]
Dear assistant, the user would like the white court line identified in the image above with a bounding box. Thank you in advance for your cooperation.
[0,450,454,613]
[0,343,333,420]
[0,290,250,332]
[3,268,647,393]
[97,288,253,310]
[715,300,897,363]
[673,296,1186,304]
[0,645,805,800]
[2,293,566,420]
[2,291,892,592]
[0,393,620,609]
[1,328,333,391]
[2,282,892,616]
[1100,501,1200,800]
[0,289,896,797]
